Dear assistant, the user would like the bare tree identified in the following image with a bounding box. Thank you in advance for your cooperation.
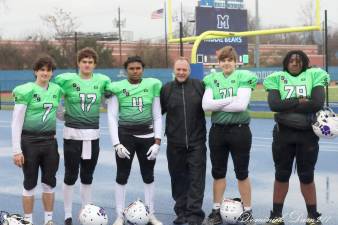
[298,1,316,44]
[133,40,173,68]
[172,7,195,38]
[247,12,257,44]
[0,42,25,69]
[41,8,79,37]
[328,31,338,66]
[41,8,79,65]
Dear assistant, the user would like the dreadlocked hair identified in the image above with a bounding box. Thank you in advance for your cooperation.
[282,50,310,74]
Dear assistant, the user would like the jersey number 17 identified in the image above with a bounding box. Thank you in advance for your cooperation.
[80,93,97,112]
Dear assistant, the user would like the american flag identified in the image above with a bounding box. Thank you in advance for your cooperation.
[151,8,164,19]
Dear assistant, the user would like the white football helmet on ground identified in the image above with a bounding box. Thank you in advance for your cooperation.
[78,204,108,225]
[0,211,9,225]
[220,198,244,224]
[1,214,32,225]
[123,200,150,225]
[312,107,338,138]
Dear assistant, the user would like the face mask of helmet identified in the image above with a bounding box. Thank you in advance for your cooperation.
[123,200,150,225]
[78,204,108,225]
[220,198,244,224]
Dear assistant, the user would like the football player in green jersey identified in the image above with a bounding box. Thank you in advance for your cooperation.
[107,56,163,225]
[54,48,112,225]
[202,46,257,225]
[264,50,329,225]
[12,56,62,225]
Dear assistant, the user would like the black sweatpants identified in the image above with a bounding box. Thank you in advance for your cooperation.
[167,142,207,224]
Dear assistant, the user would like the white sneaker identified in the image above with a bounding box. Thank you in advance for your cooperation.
[149,214,163,225]
[112,217,124,225]
[45,220,56,225]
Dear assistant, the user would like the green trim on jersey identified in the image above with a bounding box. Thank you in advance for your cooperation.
[263,68,330,100]
[12,82,62,133]
[54,73,111,129]
[203,70,258,124]
[108,78,162,125]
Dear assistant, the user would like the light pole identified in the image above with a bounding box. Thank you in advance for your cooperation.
[255,0,260,68]
[118,7,122,67]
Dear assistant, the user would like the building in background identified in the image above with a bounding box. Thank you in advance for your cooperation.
[0,40,324,68]
[198,0,244,9]
[55,31,134,42]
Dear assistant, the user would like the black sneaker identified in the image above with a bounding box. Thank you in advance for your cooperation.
[306,212,322,225]
[203,209,222,225]
[188,222,201,225]
[64,218,72,225]
[266,211,285,225]
[237,209,255,225]
[173,215,187,224]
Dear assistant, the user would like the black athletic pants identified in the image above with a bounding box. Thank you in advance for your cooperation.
[115,133,155,185]
[21,137,59,190]
[63,139,100,185]
[167,142,207,224]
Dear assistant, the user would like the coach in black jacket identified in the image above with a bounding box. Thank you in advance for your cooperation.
[160,57,207,225]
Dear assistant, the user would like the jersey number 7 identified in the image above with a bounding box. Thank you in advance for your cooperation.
[43,103,53,122]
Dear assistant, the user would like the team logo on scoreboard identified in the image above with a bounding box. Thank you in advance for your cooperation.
[217,14,229,29]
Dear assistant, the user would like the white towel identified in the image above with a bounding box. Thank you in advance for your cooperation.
[81,140,92,160]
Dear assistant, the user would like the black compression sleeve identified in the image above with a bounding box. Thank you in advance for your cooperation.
[292,86,325,113]
[267,90,299,112]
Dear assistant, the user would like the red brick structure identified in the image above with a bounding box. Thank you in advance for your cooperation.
[0,40,323,67]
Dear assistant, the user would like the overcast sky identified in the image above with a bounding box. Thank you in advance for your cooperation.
[0,0,337,40]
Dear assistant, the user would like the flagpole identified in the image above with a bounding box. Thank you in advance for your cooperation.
[168,0,173,40]
[164,1,169,67]
[179,0,184,57]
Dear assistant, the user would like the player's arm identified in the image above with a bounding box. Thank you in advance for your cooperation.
[107,96,120,146]
[221,87,251,112]
[56,104,65,121]
[267,89,300,112]
[159,86,167,115]
[152,97,162,145]
[146,97,162,160]
[11,104,26,167]
[202,88,234,111]
[56,86,65,120]
[291,86,325,113]
[107,96,130,159]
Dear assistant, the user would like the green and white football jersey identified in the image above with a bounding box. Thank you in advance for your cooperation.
[263,68,330,100]
[108,78,162,125]
[54,73,111,129]
[12,82,63,133]
[203,70,257,124]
